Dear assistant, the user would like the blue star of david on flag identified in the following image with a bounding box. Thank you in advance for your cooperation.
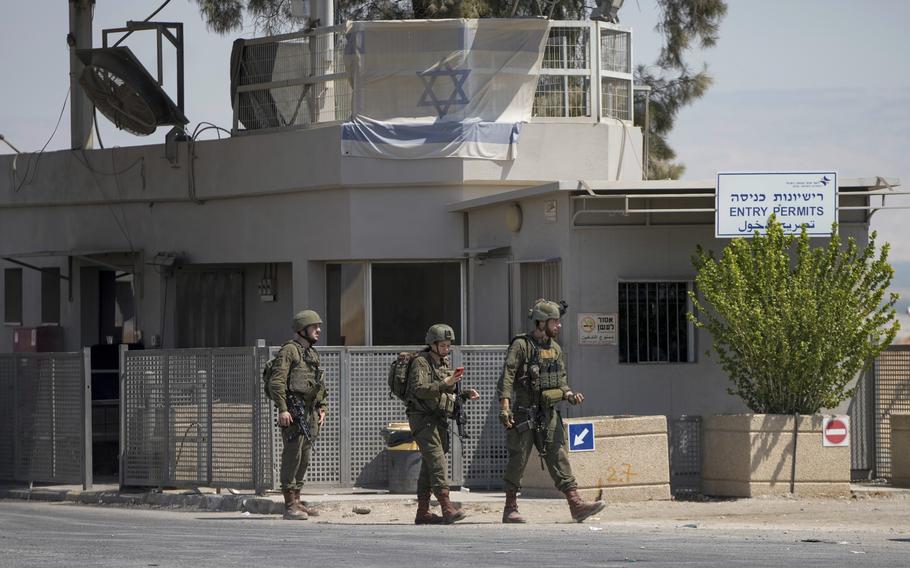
[416,63,470,118]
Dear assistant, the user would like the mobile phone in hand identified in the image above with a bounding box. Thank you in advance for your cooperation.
[453,366,465,378]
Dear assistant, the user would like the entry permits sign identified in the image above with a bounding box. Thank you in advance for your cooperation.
[716,171,837,238]
[578,313,617,345]
[568,422,595,452]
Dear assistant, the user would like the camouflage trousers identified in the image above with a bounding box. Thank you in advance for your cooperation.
[279,413,321,492]
[503,408,576,493]
[408,412,451,494]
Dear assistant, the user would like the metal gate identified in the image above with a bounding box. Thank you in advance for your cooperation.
[873,345,910,479]
[122,345,509,491]
[0,352,89,485]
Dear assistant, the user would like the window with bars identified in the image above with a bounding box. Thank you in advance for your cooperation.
[618,281,694,363]
[601,78,631,121]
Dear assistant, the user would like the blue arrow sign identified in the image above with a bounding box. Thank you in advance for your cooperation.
[568,422,595,452]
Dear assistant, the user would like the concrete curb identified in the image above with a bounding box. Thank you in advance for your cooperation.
[0,487,265,513]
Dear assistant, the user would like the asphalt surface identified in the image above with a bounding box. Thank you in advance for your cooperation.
[1,501,908,567]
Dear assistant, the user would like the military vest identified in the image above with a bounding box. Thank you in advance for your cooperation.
[514,334,564,391]
[286,341,326,407]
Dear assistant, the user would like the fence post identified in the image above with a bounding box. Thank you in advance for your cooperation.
[118,344,128,488]
[339,347,352,487]
[82,348,93,490]
[450,347,464,487]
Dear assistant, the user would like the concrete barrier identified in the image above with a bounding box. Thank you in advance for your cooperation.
[702,414,850,497]
[520,415,671,502]
[890,414,910,488]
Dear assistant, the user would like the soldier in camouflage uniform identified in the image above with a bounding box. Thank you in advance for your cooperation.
[497,300,606,523]
[406,324,479,524]
[268,309,328,520]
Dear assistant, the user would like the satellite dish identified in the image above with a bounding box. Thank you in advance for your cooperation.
[77,47,187,136]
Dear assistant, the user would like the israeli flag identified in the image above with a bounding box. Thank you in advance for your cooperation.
[341,19,549,160]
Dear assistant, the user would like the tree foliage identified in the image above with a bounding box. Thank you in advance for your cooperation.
[634,0,726,180]
[689,216,900,415]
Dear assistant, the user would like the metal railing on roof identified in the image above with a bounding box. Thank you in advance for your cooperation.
[231,20,634,135]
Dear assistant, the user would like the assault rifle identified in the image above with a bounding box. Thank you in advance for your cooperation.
[514,363,548,469]
[286,392,313,443]
[453,374,470,441]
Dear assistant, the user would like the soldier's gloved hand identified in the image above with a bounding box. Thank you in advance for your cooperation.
[499,410,515,429]
[565,391,584,405]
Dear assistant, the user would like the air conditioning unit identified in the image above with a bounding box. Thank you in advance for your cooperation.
[13,326,64,353]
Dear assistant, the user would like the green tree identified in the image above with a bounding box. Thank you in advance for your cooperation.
[634,0,726,180]
[689,216,900,415]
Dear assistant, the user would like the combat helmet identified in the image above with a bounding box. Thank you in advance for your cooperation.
[528,299,567,322]
[425,323,456,345]
[292,310,323,332]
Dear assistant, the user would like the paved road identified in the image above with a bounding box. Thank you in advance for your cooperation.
[1,501,907,567]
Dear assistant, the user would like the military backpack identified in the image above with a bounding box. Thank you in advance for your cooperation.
[261,341,304,400]
[388,350,424,401]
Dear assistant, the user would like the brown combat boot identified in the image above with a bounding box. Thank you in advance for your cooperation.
[414,491,444,525]
[502,490,526,524]
[282,490,308,520]
[434,488,466,524]
[563,488,605,523]
[293,490,319,517]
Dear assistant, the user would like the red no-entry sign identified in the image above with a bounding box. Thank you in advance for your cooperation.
[822,416,850,447]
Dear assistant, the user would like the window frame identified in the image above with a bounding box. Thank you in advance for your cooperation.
[617,279,696,364]
[324,259,466,346]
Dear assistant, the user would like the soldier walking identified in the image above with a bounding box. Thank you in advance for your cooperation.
[268,310,328,520]
[406,324,479,524]
[497,300,606,523]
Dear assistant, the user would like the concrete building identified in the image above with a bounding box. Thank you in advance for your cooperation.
[0,18,899,428]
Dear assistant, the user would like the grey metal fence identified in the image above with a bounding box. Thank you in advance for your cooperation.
[121,347,264,490]
[669,415,702,497]
[0,352,88,485]
[873,345,910,479]
[122,345,509,491]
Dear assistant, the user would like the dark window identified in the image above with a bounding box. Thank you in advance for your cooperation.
[516,261,561,336]
[371,263,461,346]
[41,267,61,324]
[176,270,244,347]
[618,281,692,363]
[4,268,23,324]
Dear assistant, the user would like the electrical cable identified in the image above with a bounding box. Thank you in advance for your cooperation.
[113,0,173,47]
[93,108,105,149]
[13,87,70,193]
[78,149,136,252]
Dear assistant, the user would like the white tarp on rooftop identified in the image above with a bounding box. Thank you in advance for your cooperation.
[341,18,549,160]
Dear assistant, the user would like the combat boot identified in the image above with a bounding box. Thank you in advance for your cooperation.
[501,490,526,523]
[282,490,308,520]
[414,491,444,525]
[434,488,466,524]
[293,490,319,517]
[563,488,605,523]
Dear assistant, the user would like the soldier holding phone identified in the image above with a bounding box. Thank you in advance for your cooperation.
[405,324,480,524]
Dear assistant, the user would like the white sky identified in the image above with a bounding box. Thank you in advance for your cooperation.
[1,0,907,336]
